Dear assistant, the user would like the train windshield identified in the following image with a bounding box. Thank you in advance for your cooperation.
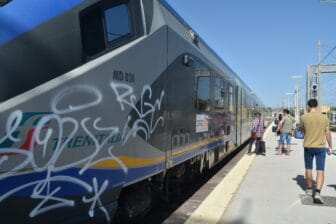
[104,4,131,42]
[80,2,133,58]
[0,1,142,103]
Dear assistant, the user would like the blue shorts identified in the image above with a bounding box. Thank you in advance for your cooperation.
[279,133,291,145]
[304,148,327,171]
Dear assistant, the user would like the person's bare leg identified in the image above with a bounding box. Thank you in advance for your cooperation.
[316,170,324,191]
[278,144,283,154]
[305,169,313,188]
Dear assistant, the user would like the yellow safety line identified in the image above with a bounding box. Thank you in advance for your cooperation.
[184,126,271,224]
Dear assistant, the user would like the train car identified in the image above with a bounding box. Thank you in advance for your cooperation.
[0,0,265,223]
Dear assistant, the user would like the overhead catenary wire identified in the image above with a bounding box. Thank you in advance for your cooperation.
[320,45,336,64]
[320,0,336,3]
[321,73,336,105]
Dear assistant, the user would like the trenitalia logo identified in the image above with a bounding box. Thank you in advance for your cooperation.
[0,111,123,156]
[0,112,51,154]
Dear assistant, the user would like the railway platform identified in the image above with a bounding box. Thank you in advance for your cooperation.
[164,126,336,224]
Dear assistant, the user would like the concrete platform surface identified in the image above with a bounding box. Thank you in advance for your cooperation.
[219,128,336,224]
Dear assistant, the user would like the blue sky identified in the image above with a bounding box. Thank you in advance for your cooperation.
[166,0,336,108]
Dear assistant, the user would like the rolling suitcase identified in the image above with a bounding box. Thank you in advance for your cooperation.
[260,140,266,154]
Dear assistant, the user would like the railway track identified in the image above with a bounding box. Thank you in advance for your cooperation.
[136,141,250,224]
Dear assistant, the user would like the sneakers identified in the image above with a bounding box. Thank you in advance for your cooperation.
[313,192,324,204]
[305,188,313,196]
[305,188,324,204]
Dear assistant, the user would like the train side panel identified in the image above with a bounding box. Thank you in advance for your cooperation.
[0,0,266,223]
[0,1,170,223]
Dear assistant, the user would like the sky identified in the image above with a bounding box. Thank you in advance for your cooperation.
[166,0,336,108]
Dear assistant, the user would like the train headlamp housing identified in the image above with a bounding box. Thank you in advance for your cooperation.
[183,54,194,67]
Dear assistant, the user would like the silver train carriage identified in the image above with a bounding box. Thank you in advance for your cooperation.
[0,0,265,223]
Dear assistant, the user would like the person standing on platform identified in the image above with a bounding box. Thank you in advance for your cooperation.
[300,99,333,204]
[248,112,265,155]
[275,113,283,150]
[277,109,295,155]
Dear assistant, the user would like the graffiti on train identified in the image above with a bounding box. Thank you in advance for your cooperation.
[0,82,165,221]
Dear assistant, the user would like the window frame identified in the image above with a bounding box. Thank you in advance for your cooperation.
[213,76,225,111]
[194,59,211,112]
[79,0,144,61]
[103,4,132,43]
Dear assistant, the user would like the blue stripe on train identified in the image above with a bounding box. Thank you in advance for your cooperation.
[0,139,222,198]
[0,0,83,45]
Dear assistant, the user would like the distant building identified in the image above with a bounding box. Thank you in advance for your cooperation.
[320,105,330,114]
[331,111,336,123]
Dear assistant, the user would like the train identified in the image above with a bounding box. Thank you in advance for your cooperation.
[0,0,266,223]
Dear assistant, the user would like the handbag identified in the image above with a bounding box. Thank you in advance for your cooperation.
[260,140,266,154]
[251,131,256,139]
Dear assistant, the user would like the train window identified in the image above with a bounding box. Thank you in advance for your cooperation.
[104,4,131,42]
[80,6,105,56]
[80,0,143,60]
[229,85,233,112]
[195,75,210,111]
[214,77,224,110]
[194,59,211,112]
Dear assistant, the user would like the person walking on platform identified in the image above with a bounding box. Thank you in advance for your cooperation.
[248,112,265,155]
[277,109,295,155]
[300,99,333,204]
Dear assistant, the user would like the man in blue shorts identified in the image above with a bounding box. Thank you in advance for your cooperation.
[300,99,333,204]
[277,109,295,155]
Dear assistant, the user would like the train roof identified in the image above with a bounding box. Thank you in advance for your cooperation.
[159,0,256,94]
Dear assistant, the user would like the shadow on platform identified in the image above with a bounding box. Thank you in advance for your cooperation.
[293,174,316,191]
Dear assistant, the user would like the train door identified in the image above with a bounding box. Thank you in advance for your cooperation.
[235,86,243,145]
[212,75,228,161]
[165,49,213,167]
[227,81,236,152]
[164,52,192,169]
[194,60,212,142]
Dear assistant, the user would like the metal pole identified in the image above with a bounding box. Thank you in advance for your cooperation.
[318,40,322,106]
[292,76,302,122]
[296,81,299,122]
[285,92,294,111]
[307,66,310,102]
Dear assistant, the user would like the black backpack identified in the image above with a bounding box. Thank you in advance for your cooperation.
[274,118,279,125]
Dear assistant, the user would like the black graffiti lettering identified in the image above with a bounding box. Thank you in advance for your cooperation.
[113,70,135,83]
[52,138,59,150]
[125,73,135,83]
[113,70,124,81]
